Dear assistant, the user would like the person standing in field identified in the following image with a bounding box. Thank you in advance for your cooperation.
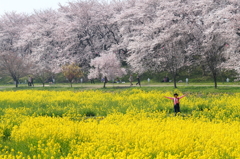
[31,77,34,87]
[28,76,32,86]
[129,74,133,86]
[103,76,108,88]
[90,79,95,84]
[136,74,141,87]
[164,93,187,115]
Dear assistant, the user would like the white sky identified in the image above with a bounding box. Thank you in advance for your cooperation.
[0,0,71,16]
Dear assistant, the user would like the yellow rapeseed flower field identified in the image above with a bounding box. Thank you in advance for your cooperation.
[0,90,239,158]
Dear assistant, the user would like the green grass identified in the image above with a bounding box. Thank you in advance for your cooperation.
[124,86,240,93]
[0,82,239,93]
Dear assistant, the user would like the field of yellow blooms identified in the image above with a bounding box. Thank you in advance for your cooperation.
[0,89,240,158]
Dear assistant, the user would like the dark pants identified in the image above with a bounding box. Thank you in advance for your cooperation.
[136,79,141,86]
[136,80,141,85]
[174,104,180,113]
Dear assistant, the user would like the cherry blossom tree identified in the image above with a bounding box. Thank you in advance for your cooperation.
[185,0,240,86]
[88,52,126,88]
[160,39,192,88]
[117,0,197,88]
[17,9,64,73]
[115,0,240,85]
[57,0,122,72]
[0,12,29,53]
[202,33,229,88]
[0,51,31,87]
[0,13,33,87]
[33,64,52,87]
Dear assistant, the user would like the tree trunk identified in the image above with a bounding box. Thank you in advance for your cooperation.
[173,77,177,88]
[70,82,73,88]
[15,81,18,88]
[42,83,45,87]
[103,82,106,88]
[201,65,206,76]
[173,73,177,88]
[213,73,218,89]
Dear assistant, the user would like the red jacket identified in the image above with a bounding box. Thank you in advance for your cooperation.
[164,95,185,105]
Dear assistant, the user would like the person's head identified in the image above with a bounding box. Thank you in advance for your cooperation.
[174,93,178,97]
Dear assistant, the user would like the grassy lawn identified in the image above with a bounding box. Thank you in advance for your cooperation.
[0,82,239,93]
